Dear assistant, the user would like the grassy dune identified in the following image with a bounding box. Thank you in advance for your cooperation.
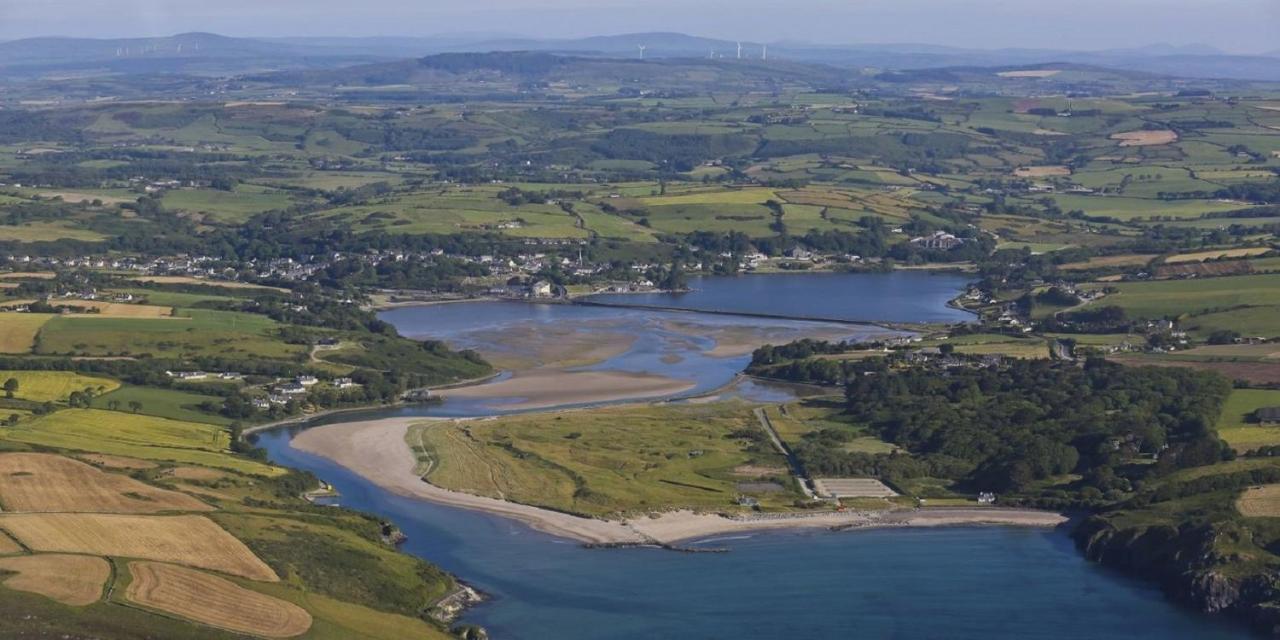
[411,402,798,517]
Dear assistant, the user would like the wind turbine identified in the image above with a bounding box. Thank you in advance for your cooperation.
[637,44,646,60]
[736,42,742,59]
[762,44,768,61]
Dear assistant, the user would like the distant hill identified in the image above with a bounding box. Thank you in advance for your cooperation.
[450,32,759,60]
[246,51,857,99]
[0,32,392,78]
[1,31,1277,82]
[422,34,1280,82]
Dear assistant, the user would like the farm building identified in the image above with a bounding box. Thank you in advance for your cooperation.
[1256,407,1280,425]
[909,231,964,250]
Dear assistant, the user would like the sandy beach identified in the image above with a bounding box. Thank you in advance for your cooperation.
[439,369,696,410]
[292,417,1068,545]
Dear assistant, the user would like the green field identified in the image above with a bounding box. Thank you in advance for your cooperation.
[1050,194,1258,221]
[91,385,231,425]
[313,187,589,239]
[1084,274,1280,320]
[34,310,302,360]
[942,334,1049,358]
[0,409,278,476]
[162,184,302,224]
[1216,389,1280,452]
[0,222,108,243]
[1183,305,1280,339]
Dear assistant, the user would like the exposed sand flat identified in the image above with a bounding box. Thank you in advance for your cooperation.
[465,322,638,370]
[441,369,696,410]
[659,320,861,358]
[292,418,1067,545]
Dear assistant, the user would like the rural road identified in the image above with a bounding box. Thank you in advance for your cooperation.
[754,407,815,499]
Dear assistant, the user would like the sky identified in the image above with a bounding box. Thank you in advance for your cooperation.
[1,0,1276,53]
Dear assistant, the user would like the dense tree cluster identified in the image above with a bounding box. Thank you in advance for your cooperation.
[795,358,1232,495]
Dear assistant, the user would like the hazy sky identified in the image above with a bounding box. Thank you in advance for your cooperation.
[1,0,1276,53]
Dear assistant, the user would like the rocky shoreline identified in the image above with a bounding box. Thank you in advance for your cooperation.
[1075,515,1277,637]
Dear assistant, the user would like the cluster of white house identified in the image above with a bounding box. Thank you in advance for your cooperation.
[165,370,358,410]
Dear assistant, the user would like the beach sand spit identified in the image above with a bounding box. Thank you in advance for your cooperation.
[292,418,1067,545]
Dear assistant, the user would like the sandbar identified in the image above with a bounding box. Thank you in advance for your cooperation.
[440,369,696,410]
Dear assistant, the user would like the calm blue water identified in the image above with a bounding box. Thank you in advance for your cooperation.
[585,271,974,324]
[258,273,1253,639]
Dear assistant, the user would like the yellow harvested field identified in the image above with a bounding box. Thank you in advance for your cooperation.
[0,530,22,555]
[1111,130,1177,147]
[997,69,1061,78]
[0,272,56,280]
[1165,247,1273,264]
[1059,254,1153,270]
[0,554,110,605]
[0,313,53,353]
[33,191,132,205]
[1238,484,1280,517]
[126,562,312,638]
[52,301,173,317]
[0,370,120,402]
[639,187,776,206]
[0,514,278,581]
[0,453,212,513]
[130,275,289,292]
[77,453,157,470]
[1013,165,1071,177]
[164,466,225,481]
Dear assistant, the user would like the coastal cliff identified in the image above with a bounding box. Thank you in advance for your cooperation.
[1075,515,1280,636]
